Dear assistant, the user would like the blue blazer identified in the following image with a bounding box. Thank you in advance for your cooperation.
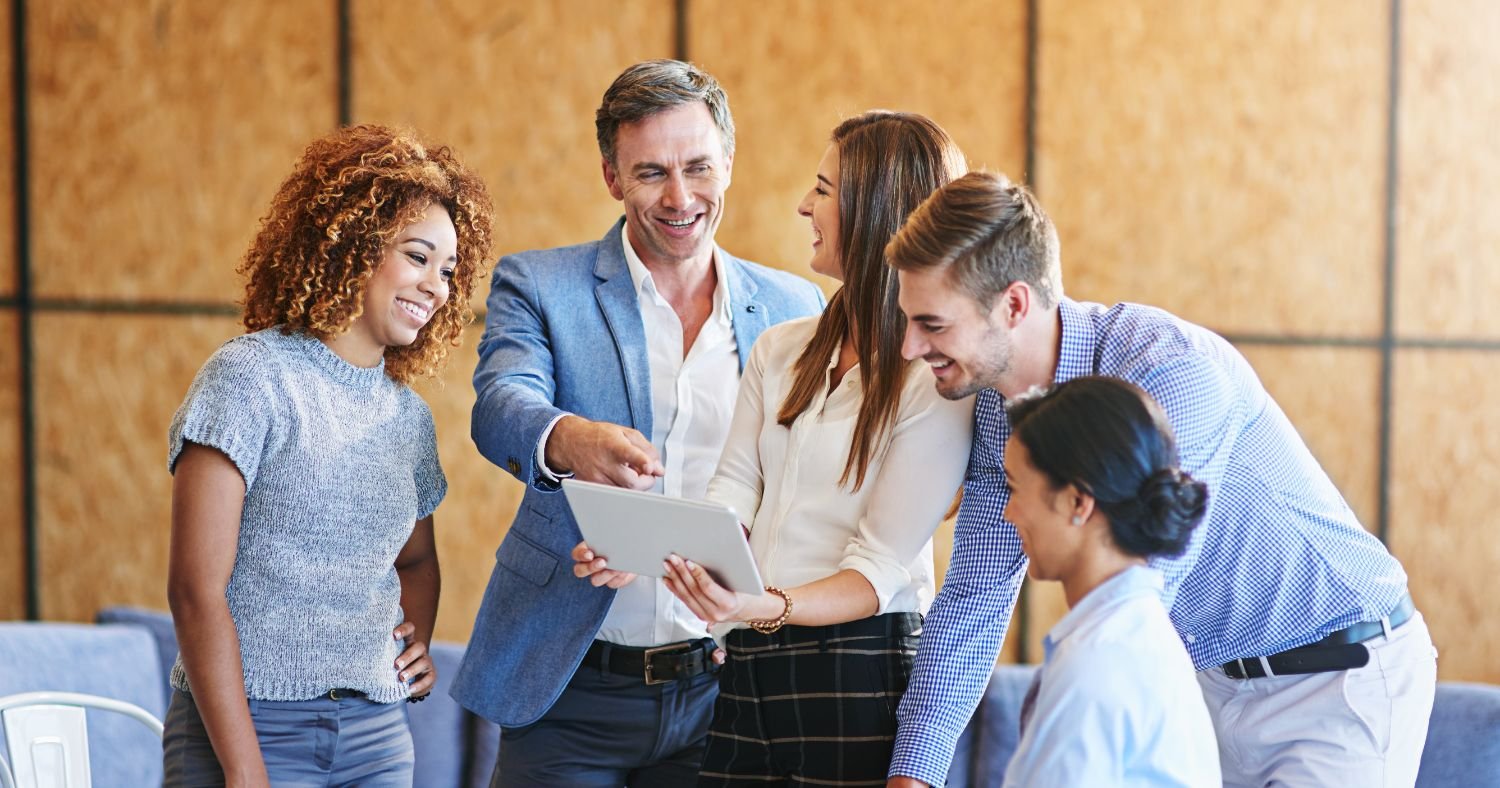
[450,219,826,726]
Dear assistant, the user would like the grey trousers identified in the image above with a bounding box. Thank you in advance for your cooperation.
[162,690,413,787]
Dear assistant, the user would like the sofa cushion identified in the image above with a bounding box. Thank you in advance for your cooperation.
[96,606,179,709]
[1417,681,1500,787]
[0,622,167,787]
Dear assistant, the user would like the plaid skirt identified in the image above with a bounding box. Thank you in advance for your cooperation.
[698,612,921,787]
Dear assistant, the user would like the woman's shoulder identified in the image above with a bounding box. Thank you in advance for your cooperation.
[750,315,821,360]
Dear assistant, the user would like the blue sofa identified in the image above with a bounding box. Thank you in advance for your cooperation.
[4,611,1498,786]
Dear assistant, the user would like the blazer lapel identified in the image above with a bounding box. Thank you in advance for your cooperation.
[594,221,653,436]
[720,249,766,375]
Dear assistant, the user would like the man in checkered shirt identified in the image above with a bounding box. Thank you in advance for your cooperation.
[882,171,1437,787]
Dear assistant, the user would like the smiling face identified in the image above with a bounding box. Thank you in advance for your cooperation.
[1004,435,1086,582]
[343,201,456,363]
[898,266,1016,399]
[602,102,733,269]
[796,144,842,280]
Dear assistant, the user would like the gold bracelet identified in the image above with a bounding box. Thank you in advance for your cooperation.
[749,586,792,634]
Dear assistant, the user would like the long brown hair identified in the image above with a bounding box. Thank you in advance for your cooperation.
[776,111,966,490]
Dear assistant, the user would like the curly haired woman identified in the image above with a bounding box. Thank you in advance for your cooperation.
[161,124,492,786]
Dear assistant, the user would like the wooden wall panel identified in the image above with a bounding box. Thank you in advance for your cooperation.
[1038,0,1388,338]
[0,0,14,297]
[0,311,22,619]
[352,0,675,287]
[28,1,336,303]
[1237,345,1381,525]
[691,0,1027,288]
[1390,350,1500,683]
[1396,1,1500,339]
[33,314,240,620]
[411,326,525,643]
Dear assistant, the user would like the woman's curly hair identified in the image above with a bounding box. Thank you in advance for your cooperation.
[239,124,494,384]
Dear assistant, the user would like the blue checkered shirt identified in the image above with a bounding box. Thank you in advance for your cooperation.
[889,298,1409,786]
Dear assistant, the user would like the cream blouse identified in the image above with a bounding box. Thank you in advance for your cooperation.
[705,316,974,624]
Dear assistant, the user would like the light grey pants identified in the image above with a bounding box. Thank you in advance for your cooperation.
[162,689,414,787]
[1197,610,1438,788]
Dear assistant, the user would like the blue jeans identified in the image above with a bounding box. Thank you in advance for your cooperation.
[162,690,413,787]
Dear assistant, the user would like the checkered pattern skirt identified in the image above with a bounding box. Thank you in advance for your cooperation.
[697,612,921,787]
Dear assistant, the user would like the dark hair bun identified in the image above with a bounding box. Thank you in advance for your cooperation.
[1115,468,1208,558]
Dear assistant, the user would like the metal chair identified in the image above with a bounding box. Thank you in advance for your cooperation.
[0,691,164,788]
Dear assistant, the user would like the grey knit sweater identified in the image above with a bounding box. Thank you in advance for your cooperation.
[167,328,446,703]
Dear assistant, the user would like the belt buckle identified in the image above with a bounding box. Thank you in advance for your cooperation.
[642,642,692,685]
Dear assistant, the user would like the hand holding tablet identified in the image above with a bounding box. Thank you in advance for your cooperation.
[562,479,764,593]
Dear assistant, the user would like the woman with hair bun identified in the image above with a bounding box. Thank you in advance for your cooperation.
[163,124,492,785]
[1000,375,1220,787]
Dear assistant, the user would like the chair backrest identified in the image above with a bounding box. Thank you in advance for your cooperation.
[0,624,166,787]
[1417,681,1500,787]
[0,691,164,788]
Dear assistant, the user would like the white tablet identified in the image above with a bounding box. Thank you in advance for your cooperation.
[561,478,764,594]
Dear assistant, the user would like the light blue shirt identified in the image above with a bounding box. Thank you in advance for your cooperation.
[1004,566,1220,787]
[891,299,1407,784]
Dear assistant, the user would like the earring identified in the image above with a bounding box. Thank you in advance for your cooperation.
[1070,515,1082,526]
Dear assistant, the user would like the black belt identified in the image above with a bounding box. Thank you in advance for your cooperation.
[325,688,366,700]
[1222,593,1416,680]
[583,638,717,686]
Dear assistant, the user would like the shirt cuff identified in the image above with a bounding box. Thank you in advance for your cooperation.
[838,547,913,615]
[888,724,961,787]
[534,413,574,484]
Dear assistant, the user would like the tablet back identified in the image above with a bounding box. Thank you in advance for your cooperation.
[561,479,764,594]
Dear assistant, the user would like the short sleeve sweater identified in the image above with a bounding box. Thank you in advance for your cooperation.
[166,327,447,703]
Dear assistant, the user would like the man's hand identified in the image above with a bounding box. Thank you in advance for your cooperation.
[545,415,663,490]
[572,541,638,589]
[887,778,930,788]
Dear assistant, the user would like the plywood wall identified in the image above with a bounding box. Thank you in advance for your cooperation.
[0,311,23,620]
[28,2,337,303]
[1396,1,1500,339]
[1,0,15,297]
[1038,0,1388,338]
[3,1,1496,688]
[33,314,240,618]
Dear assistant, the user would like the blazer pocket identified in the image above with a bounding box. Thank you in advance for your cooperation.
[497,530,559,587]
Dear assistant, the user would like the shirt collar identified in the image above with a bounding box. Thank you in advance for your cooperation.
[620,229,732,327]
[1053,296,1096,385]
[1042,564,1164,660]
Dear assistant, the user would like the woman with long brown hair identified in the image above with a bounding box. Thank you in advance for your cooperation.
[625,111,972,784]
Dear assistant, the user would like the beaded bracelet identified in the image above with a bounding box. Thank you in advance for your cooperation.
[749,586,793,634]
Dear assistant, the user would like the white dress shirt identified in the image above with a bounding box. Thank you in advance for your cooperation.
[1004,565,1221,787]
[705,317,973,634]
[539,232,739,647]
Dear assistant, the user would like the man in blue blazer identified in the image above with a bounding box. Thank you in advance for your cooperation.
[451,60,825,787]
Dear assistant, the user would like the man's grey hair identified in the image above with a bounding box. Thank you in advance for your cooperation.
[595,59,735,165]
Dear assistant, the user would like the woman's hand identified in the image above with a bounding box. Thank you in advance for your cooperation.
[392,621,436,698]
[661,554,781,625]
[571,541,638,589]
